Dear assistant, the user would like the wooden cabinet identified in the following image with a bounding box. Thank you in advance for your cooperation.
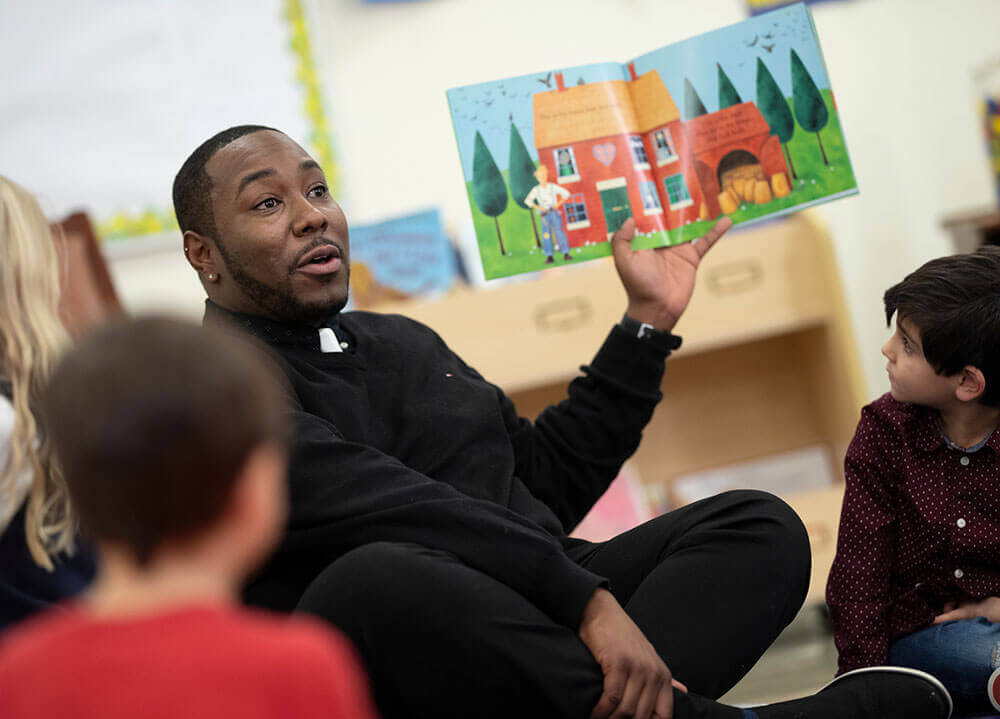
[378,212,864,604]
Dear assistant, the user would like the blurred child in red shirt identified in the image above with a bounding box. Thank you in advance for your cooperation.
[0,317,375,719]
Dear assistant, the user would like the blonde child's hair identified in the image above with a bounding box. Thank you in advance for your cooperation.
[0,176,74,569]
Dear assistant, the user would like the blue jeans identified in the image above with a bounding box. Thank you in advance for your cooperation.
[540,210,570,258]
[889,618,1000,711]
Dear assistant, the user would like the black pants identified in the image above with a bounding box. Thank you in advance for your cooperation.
[297,490,811,719]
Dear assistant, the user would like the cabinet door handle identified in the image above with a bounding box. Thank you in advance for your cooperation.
[533,296,592,333]
[705,260,763,296]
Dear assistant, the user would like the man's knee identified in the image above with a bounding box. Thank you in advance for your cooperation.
[297,542,427,628]
[297,542,492,638]
[721,490,811,582]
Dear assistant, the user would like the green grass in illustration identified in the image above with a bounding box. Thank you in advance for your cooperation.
[467,90,855,280]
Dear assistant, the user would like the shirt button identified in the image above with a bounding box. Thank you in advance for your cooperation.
[955,568,965,579]
[340,341,349,349]
[960,456,971,466]
[957,518,967,528]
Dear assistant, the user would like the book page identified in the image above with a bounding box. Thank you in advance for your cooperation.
[449,62,671,281]
[626,4,857,248]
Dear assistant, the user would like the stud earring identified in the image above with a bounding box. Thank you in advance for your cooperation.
[207,272,217,282]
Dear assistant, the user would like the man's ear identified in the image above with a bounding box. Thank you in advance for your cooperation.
[183,230,221,279]
[956,366,987,403]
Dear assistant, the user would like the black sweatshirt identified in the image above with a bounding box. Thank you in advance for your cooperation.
[204,301,669,630]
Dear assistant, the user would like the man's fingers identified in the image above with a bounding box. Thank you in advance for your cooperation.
[610,218,637,254]
[693,217,732,258]
[671,679,688,694]
[591,670,628,719]
[653,683,674,719]
[610,673,644,719]
[631,672,666,719]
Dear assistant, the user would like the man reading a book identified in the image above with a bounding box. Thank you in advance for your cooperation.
[176,125,953,719]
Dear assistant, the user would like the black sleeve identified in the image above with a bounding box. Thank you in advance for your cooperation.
[501,325,667,532]
[284,410,607,630]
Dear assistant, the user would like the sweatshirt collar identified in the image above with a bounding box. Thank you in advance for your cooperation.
[202,299,345,352]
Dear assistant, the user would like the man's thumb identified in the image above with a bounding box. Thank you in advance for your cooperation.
[611,218,636,259]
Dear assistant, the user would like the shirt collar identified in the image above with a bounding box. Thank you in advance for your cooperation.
[202,299,342,352]
[908,402,1000,454]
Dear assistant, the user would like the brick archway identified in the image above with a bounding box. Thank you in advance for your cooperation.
[716,149,761,188]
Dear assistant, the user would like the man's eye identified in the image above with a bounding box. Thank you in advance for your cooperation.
[256,197,280,210]
[309,185,328,198]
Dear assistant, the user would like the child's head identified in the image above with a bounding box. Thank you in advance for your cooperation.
[882,246,1000,408]
[0,175,72,569]
[42,316,289,575]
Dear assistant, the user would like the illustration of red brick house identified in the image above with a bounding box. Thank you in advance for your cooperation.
[531,64,789,247]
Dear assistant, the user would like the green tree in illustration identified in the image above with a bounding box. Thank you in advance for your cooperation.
[472,131,509,255]
[790,49,830,165]
[717,63,743,110]
[684,78,709,120]
[507,123,541,248]
[756,57,798,180]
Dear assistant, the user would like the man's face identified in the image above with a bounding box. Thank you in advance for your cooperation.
[203,130,350,325]
[535,165,548,184]
[882,317,956,407]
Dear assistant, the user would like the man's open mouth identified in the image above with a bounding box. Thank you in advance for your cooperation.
[296,244,343,275]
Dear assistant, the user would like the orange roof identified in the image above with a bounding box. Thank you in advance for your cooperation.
[629,71,680,132]
[685,103,772,154]
[532,71,680,148]
[533,80,637,149]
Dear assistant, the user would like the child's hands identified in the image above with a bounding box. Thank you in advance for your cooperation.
[933,596,1000,624]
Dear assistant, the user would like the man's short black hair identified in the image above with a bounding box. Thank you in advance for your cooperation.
[42,316,289,565]
[884,245,1000,406]
[172,125,280,239]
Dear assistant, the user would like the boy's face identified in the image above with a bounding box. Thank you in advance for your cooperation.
[882,317,957,407]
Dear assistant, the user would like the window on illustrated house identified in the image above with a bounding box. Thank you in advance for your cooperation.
[553,147,580,183]
[629,136,650,169]
[640,180,662,215]
[565,193,590,229]
[652,128,678,165]
[663,173,693,209]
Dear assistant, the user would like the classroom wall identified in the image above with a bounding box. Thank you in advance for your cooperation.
[109,0,1000,401]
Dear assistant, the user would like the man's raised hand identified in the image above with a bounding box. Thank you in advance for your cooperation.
[611,216,733,332]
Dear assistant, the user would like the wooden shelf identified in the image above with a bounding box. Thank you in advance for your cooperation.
[377,212,864,605]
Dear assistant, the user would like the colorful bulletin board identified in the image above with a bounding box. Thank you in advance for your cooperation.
[347,208,458,309]
[0,0,336,245]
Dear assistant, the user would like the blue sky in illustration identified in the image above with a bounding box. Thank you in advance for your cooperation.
[447,4,832,181]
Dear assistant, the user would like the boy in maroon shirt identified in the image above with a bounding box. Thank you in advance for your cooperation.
[828,246,1000,712]
[0,317,375,719]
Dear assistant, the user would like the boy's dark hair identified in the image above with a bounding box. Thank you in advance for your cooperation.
[884,245,1000,406]
[172,125,279,239]
[42,316,289,565]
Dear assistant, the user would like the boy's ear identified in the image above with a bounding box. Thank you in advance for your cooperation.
[956,366,987,403]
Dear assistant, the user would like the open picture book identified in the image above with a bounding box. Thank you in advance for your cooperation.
[447,3,857,280]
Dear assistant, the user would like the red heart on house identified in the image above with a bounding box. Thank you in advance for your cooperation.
[593,143,616,166]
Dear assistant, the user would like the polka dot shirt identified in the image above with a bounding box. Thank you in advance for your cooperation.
[826,393,1000,674]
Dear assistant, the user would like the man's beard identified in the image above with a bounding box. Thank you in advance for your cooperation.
[217,241,349,325]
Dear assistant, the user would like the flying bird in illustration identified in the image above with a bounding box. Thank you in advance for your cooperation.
[485,99,494,107]
[537,72,553,87]
[745,35,758,47]
[577,77,585,86]
[762,43,775,53]
[763,32,773,39]
[508,113,513,122]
